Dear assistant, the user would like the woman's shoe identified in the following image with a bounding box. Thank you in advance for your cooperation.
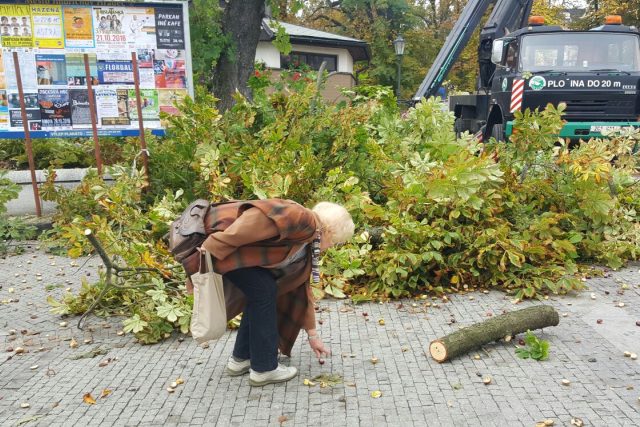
[248,364,298,386]
[226,356,251,376]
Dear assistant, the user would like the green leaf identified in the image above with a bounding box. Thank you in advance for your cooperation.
[123,314,148,334]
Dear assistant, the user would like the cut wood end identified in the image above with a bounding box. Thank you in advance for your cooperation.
[429,340,447,362]
[84,229,92,236]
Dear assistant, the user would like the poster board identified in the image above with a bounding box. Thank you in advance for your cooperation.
[0,0,191,138]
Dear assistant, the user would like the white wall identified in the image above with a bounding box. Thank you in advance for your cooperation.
[255,41,282,68]
[255,41,354,73]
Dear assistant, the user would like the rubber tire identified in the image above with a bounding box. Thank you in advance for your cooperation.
[490,122,505,142]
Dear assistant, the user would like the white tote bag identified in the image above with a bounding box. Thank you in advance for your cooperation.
[190,251,227,344]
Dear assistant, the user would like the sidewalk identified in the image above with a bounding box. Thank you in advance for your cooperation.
[1,244,639,426]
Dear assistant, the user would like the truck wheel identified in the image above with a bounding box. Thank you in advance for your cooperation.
[491,123,505,142]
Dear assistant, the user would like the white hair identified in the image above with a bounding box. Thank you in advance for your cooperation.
[312,202,355,245]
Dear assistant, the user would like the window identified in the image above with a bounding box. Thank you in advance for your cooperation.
[505,41,518,69]
[281,51,337,72]
[519,33,640,72]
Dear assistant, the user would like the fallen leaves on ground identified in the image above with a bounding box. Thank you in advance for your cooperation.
[278,415,288,424]
[99,389,112,399]
[370,390,382,398]
[82,393,96,405]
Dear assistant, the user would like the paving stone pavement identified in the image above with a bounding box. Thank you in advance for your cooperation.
[0,244,639,427]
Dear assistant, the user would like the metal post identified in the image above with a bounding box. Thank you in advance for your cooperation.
[84,54,103,176]
[130,51,150,184]
[12,51,41,217]
[396,55,403,99]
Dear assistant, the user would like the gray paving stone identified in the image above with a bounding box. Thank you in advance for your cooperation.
[1,248,640,426]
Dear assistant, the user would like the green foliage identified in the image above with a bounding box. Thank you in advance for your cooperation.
[43,78,640,344]
[515,330,550,361]
[0,170,36,255]
[0,137,127,171]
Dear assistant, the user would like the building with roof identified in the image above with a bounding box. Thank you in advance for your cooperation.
[256,19,370,102]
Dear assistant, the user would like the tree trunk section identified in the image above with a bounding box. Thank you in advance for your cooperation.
[429,305,559,363]
[213,0,265,112]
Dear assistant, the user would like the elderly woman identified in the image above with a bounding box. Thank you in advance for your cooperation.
[187,199,354,387]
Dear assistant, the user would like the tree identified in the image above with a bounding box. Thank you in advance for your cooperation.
[189,0,224,89]
[212,0,266,112]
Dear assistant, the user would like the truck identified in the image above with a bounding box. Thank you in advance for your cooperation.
[412,0,640,141]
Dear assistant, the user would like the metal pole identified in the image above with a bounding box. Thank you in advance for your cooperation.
[130,51,150,184]
[396,55,402,99]
[83,54,103,176]
[12,51,41,217]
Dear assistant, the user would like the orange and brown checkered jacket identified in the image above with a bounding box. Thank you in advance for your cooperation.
[182,199,318,356]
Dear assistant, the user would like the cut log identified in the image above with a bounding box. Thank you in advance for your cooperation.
[429,305,559,362]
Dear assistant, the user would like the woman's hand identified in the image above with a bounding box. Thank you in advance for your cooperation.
[309,336,331,359]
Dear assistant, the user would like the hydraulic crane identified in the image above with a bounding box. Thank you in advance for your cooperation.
[414,0,640,140]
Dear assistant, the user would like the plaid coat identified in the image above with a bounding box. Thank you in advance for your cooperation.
[181,199,318,356]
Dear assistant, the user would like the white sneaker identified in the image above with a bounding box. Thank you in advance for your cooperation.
[248,363,298,386]
[226,356,251,376]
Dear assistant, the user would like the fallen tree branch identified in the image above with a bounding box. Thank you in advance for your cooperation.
[429,305,560,363]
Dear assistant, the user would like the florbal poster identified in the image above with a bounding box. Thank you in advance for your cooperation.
[0,1,191,137]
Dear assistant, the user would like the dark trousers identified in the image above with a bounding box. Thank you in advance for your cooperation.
[223,267,278,372]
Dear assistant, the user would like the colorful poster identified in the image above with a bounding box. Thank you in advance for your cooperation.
[137,48,155,68]
[154,58,185,89]
[3,51,37,90]
[93,7,126,48]
[69,88,91,127]
[36,54,66,85]
[8,91,40,130]
[38,88,70,128]
[63,6,93,48]
[0,49,5,89]
[97,60,133,84]
[154,7,184,50]
[65,53,98,86]
[124,8,155,48]
[0,5,33,48]
[0,90,8,129]
[31,5,64,49]
[158,88,186,117]
[128,88,158,121]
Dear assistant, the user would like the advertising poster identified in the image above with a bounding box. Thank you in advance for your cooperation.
[3,51,37,90]
[155,58,185,89]
[128,88,158,121]
[36,54,66,85]
[31,5,64,49]
[0,4,33,48]
[0,90,8,128]
[154,7,184,50]
[69,88,91,127]
[66,53,98,86]
[95,87,117,125]
[97,59,133,84]
[38,88,71,128]
[124,7,155,48]
[0,49,5,89]
[137,48,155,68]
[93,6,126,48]
[138,68,155,88]
[9,91,40,129]
[63,6,93,48]
[158,88,186,122]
